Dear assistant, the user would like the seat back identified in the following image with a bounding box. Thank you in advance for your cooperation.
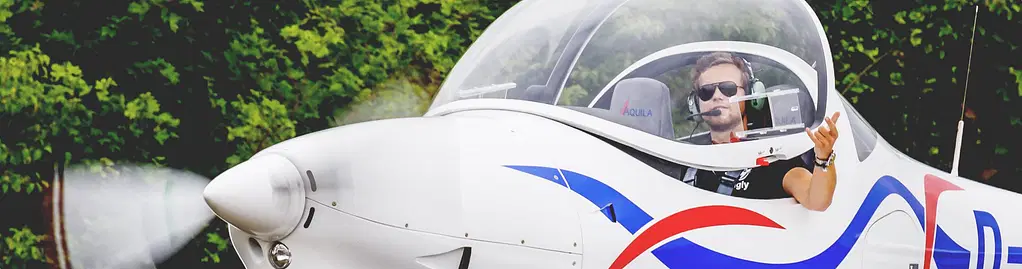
[608,78,675,139]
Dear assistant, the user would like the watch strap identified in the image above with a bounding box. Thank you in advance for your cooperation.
[814,152,835,167]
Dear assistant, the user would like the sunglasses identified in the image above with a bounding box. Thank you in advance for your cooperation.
[696,81,744,101]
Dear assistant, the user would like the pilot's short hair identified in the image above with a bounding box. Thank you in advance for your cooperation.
[691,51,750,92]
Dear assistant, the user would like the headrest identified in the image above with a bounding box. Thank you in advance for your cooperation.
[523,85,553,103]
[608,78,675,139]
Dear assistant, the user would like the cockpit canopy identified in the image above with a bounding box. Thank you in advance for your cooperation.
[430,0,832,145]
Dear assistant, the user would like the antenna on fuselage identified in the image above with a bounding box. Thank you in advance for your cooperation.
[951,5,980,177]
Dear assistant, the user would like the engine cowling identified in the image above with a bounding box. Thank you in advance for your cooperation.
[214,111,586,268]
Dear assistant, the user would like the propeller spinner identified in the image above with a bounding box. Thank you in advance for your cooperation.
[203,153,306,241]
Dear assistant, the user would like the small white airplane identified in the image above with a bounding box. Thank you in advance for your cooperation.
[43,0,1022,268]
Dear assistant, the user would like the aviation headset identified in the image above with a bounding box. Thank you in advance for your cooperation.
[686,55,766,117]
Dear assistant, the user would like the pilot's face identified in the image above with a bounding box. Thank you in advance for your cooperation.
[696,64,745,131]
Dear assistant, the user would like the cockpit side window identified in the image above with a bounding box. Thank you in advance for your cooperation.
[839,97,878,162]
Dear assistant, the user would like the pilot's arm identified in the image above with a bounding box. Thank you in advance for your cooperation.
[782,112,841,211]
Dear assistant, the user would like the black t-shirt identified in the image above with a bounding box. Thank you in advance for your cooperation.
[682,132,812,199]
[689,157,805,199]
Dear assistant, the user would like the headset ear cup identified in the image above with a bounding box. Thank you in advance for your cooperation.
[753,80,765,95]
[741,55,767,110]
[750,79,765,109]
[687,92,699,116]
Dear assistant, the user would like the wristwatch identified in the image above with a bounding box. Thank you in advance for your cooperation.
[815,151,836,171]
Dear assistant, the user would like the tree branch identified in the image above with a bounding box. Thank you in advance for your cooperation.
[840,36,910,95]
[841,51,892,95]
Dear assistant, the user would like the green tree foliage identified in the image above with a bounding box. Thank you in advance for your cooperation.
[2,226,49,268]
[808,0,1022,185]
[0,0,514,267]
[0,0,1019,268]
[0,42,179,268]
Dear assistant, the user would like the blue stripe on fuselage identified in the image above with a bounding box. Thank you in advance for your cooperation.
[558,169,653,234]
[505,165,567,187]
[506,165,653,234]
[1008,247,1022,264]
[506,166,978,268]
[650,175,927,268]
[933,226,970,269]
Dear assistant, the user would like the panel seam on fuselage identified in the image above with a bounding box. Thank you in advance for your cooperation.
[557,169,572,190]
[306,199,584,255]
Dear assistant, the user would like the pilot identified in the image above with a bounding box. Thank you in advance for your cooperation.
[683,51,840,211]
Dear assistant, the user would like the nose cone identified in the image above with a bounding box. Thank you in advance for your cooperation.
[204,154,306,240]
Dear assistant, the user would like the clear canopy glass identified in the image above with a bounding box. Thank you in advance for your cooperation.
[430,0,832,144]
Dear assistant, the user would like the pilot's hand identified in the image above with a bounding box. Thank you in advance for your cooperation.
[806,111,840,159]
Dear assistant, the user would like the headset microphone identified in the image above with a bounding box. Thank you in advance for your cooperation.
[685,108,721,140]
[686,108,722,120]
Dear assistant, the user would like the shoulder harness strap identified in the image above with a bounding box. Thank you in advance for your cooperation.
[683,167,752,196]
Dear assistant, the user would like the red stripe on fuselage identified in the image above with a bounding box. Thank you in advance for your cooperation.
[608,205,785,269]
[923,174,963,269]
